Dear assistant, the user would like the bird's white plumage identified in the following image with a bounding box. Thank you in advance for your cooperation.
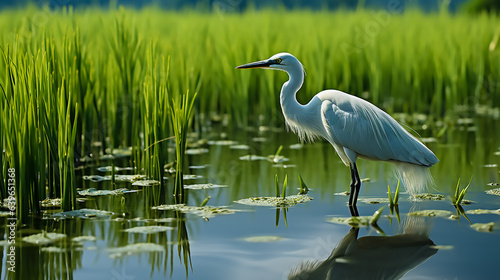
[237,52,438,198]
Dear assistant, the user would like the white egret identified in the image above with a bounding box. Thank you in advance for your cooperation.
[236,53,438,206]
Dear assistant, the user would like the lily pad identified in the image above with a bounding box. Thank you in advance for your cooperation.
[41,198,62,208]
[123,226,174,234]
[78,188,138,196]
[235,194,313,207]
[414,193,445,200]
[241,236,284,243]
[47,209,114,219]
[183,174,203,180]
[132,180,160,187]
[239,155,268,161]
[289,144,303,149]
[184,183,228,190]
[186,148,209,155]
[97,166,134,172]
[23,232,67,245]
[152,204,240,219]
[471,222,495,232]
[334,191,350,196]
[83,175,146,182]
[208,140,238,146]
[359,198,390,204]
[408,210,455,218]
[267,155,289,163]
[41,246,73,253]
[326,216,372,227]
[108,243,164,259]
[230,144,250,150]
[72,236,97,242]
[486,188,500,196]
[189,165,209,169]
[466,209,500,215]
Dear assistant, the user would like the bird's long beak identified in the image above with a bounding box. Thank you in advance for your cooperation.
[235,59,276,69]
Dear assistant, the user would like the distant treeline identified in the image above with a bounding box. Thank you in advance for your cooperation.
[0,0,471,12]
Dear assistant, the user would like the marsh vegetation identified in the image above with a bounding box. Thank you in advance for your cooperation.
[0,4,499,280]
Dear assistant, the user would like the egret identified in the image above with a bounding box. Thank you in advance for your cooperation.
[236,53,438,206]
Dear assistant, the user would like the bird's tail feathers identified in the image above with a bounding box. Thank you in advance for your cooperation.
[394,162,434,197]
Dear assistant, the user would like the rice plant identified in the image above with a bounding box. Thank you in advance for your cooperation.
[170,90,198,202]
[0,5,498,220]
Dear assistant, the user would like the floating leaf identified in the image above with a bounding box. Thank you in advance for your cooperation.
[108,243,165,258]
[185,148,209,155]
[183,183,227,190]
[46,209,114,219]
[41,247,72,253]
[465,209,500,215]
[97,166,134,172]
[471,222,495,232]
[83,175,146,182]
[41,198,62,208]
[152,204,241,219]
[414,193,445,200]
[326,216,372,227]
[208,140,238,146]
[78,188,138,196]
[409,210,455,218]
[183,174,203,180]
[235,195,313,207]
[189,165,209,169]
[267,155,289,163]
[239,155,267,161]
[289,144,303,149]
[334,191,350,196]
[72,236,97,243]
[486,188,500,196]
[123,226,174,234]
[23,232,67,245]
[359,198,390,204]
[230,144,250,150]
[132,180,160,187]
[241,236,284,243]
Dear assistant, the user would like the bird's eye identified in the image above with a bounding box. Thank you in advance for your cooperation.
[275,58,282,64]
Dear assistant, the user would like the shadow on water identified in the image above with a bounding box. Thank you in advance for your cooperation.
[287,213,438,280]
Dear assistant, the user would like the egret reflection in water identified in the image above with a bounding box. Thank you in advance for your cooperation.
[287,216,438,280]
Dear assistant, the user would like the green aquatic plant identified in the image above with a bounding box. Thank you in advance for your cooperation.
[452,178,472,205]
[282,175,288,199]
[388,180,400,207]
[199,196,211,207]
[170,90,198,202]
[1,6,499,220]
[298,174,309,194]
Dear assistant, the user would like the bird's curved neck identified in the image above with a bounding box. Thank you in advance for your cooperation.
[280,67,305,120]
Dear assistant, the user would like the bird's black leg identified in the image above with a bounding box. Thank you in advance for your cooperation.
[348,162,361,207]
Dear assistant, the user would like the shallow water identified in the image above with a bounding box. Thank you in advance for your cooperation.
[2,115,500,280]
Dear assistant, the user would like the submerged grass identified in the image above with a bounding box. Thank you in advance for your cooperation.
[0,6,498,219]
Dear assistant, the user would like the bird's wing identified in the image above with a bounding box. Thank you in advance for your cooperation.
[319,91,438,167]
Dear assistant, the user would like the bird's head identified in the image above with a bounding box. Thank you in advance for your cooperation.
[236,52,305,75]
